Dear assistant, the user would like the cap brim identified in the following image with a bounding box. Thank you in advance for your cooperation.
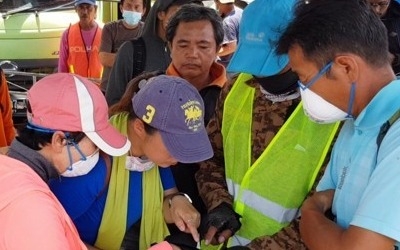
[85,125,131,156]
[227,42,289,77]
[160,129,213,164]
[75,0,95,5]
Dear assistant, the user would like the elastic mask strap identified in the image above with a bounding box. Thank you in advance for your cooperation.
[65,133,87,170]
[72,142,87,161]
[66,143,74,171]
[346,83,356,119]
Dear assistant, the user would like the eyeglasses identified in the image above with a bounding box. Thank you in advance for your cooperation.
[369,1,389,8]
[298,62,333,90]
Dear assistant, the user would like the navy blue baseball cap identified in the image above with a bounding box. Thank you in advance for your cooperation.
[75,0,96,6]
[132,75,213,163]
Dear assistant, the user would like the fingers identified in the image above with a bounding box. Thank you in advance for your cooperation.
[217,229,233,244]
[185,218,200,243]
[168,196,201,242]
[204,226,218,245]
[174,216,187,232]
[204,227,233,245]
[173,215,201,242]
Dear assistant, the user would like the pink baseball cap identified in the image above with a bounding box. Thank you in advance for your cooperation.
[27,73,130,156]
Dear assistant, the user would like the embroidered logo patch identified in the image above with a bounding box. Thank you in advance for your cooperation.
[181,100,203,131]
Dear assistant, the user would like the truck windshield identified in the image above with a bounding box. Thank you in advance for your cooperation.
[0,0,74,13]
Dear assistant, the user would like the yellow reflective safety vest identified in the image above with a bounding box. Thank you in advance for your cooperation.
[221,73,339,246]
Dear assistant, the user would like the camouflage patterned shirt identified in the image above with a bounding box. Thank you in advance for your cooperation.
[196,75,331,250]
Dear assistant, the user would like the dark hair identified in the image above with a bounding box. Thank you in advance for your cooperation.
[277,0,391,69]
[120,0,149,21]
[108,71,163,135]
[162,0,203,11]
[17,124,85,150]
[120,0,148,8]
[166,4,224,47]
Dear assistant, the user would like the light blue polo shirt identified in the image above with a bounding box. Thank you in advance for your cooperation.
[317,80,400,247]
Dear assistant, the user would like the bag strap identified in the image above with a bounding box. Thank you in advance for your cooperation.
[376,109,400,149]
[131,37,146,79]
[199,85,222,126]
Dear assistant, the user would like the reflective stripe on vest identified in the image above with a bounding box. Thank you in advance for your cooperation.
[231,234,251,246]
[227,179,299,223]
[67,23,103,78]
[221,73,339,245]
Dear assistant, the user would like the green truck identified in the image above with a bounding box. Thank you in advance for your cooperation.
[0,0,119,123]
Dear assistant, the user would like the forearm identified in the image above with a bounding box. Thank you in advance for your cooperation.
[300,201,343,250]
[105,44,133,106]
[196,82,235,211]
[196,160,233,211]
[99,52,116,67]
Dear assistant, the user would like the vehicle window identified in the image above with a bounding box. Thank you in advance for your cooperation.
[0,0,74,12]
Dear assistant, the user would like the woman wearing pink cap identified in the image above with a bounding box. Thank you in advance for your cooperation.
[0,73,130,249]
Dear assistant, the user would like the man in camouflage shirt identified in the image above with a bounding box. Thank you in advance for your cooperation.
[196,77,307,250]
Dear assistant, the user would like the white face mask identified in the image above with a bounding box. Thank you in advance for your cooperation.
[61,150,100,177]
[297,61,354,124]
[125,155,155,172]
[300,87,349,124]
[122,10,142,26]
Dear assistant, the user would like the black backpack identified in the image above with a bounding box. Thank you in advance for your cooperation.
[376,109,400,149]
[130,37,146,80]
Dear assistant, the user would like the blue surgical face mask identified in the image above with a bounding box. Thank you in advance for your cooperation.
[122,10,142,26]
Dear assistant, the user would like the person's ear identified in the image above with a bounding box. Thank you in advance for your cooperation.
[132,119,147,140]
[333,55,359,83]
[167,41,172,51]
[157,11,166,22]
[52,131,67,153]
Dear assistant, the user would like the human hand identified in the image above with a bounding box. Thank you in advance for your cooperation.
[301,189,334,214]
[203,202,241,245]
[169,195,201,243]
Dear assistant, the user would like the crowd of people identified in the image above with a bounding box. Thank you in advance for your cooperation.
[0,0,400,249]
